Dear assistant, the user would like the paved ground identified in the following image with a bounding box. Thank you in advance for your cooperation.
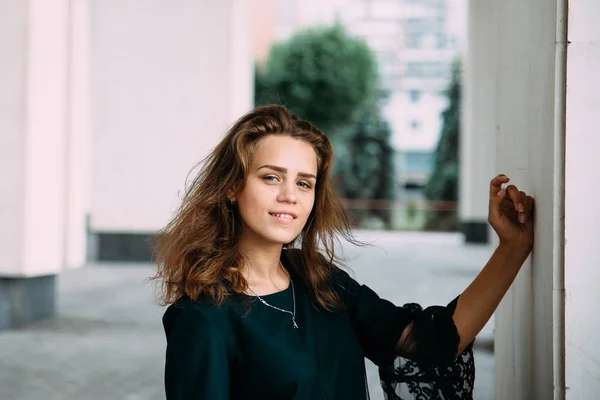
[0,231,495,400]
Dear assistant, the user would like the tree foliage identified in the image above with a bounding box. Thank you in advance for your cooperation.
[336,106,395,200]
[255,23,379,136]
[423,62,461,230]
[255,23,395,227]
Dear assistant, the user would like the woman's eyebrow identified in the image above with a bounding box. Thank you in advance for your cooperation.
[257,164,317,180]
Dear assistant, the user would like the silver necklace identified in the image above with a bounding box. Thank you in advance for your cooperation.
[246,262,298,329]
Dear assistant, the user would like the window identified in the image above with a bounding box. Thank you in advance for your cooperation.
[408,90,421,103]
[404,151,434,174]
[405,17,427,32]
[405,61,449,78]
[406,33,424,48]
[435,33,447,49]
[377,51,401,90]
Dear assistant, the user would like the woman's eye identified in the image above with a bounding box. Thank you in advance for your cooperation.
[298,181,312,189]
[263,175,279,182]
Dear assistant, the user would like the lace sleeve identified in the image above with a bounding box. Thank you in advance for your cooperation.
[378,302,476,400]
[329,267,476,399]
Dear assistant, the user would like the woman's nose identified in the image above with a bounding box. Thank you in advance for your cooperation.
[277,182,297,203]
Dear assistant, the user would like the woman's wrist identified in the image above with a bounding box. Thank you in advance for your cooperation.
[496,241,532,263]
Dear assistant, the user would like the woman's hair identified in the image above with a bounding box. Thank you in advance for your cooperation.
[151,105,358,311]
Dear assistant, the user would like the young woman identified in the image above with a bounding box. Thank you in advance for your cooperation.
[153,105,534,399]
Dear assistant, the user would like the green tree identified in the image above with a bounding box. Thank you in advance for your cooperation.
[336,106,396,226]
[255,23,395,228]
[423,62,461,230]
[255,23,378,139]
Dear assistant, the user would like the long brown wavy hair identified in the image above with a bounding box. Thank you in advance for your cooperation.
[151,105,358,311]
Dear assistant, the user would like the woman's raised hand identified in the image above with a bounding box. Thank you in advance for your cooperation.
[487,174,534,252]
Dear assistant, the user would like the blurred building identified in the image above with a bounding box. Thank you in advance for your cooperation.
[387,0,466,203]
[253,0,466,204]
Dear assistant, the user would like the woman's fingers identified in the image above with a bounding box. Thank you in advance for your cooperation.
[526,195,535,221]
[488,180,507,223]
[489,175,534,225]
[490,174,510,197]
[505,185,525,214]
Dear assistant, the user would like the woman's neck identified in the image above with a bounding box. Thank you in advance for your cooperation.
[238,241,285,282]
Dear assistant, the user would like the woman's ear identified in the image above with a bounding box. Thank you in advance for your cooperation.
[226,188,236,203]
[227,180,244,202]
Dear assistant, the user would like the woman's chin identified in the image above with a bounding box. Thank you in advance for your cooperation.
[263,231,301,246]
[273,235,299,246]
[241,225,302,247]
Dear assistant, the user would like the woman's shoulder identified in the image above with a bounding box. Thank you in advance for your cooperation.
[162,294,235,340]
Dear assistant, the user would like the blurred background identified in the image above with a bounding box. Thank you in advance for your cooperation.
[3,0,598,399]
[252,0,465,233]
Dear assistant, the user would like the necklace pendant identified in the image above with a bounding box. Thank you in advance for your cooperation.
[292,319,298,329]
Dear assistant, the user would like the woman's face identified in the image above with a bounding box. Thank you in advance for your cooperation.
[234,135,318,247]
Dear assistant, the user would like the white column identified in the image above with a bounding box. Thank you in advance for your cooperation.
[489,0,565,398]
[564,1,600,398]
[89,0,254,260]
[0,0,29,278]
[0,0,88,329]
[459,0,498,244]
[64,0,93,269]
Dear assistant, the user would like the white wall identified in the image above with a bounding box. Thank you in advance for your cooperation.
[65,0,92,269]
[21,0,72,276]
[464,0,565,398]
[564,1,600,398]
[459,0,497,224]
[493,0,562,397]
[465,0,600,397]
[0,0,28,274]
[90,0,254,232]
[0,0,83,277]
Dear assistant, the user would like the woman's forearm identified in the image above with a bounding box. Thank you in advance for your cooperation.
[452,243,531,354]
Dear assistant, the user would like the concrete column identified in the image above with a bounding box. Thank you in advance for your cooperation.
[65,0,93,269]
[459,0,497,244]
[89,0,254,261]
[484,0,566,398]
[564,1,600,397]
[0,0,88,329]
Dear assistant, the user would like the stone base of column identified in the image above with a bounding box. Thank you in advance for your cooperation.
[461,221,489,244]
[0,275,56,331]
[90,232,155,263]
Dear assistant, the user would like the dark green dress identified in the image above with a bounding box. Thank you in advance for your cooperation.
[162,251,472,400]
